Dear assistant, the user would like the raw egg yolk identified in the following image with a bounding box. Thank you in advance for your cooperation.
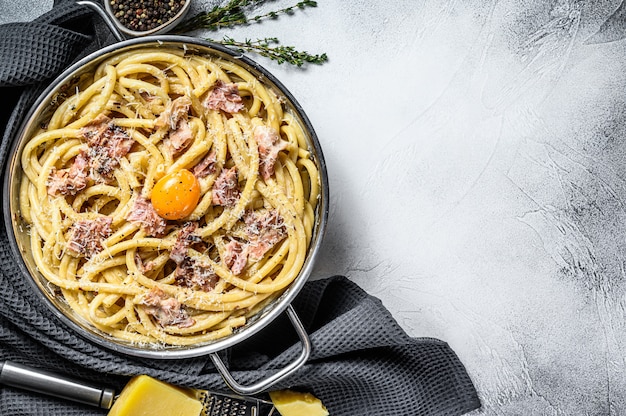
[151,169,200,220]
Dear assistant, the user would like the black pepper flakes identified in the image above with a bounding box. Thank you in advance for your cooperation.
[110,0,185,32]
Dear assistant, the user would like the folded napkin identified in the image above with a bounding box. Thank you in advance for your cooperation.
[0,1,481,415]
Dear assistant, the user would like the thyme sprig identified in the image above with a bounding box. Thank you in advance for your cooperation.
[218,36,328,66]
[175,0,327,67]
[246,0,319,23]
[177,0,318,31]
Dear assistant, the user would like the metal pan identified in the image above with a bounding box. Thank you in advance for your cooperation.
[2,33,328,395]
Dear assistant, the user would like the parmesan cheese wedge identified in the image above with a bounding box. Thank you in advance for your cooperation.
[107,375,203,416]
[269,389,329,416]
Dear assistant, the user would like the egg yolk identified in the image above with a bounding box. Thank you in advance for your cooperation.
[151,169,200,220]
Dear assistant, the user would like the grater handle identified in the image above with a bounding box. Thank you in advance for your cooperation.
[0,361,115,409]
[210,305,311,396]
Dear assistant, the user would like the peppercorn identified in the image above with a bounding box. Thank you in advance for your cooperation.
[109,0,185,32]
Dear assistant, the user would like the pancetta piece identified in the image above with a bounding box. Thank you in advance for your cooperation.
[134,252,156,274]
[168,119,193,154]
[126,196,167,237]
[254,125,288,180]
[204,80,244,114]
[140,287,195,328]
[223,239,248,275]
[80,114,111,143]
[47,152,89,196]
[244,209,287,260]
[192,149,217,178]
[156,96,192,130]
[170,222,201,264]
[212,167,240,207]
[80,113,134,182]
[156,96,194,155]
[174,257,219,292]
[67,217,113,258]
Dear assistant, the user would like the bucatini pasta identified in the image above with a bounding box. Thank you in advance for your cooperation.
[17,47,320,346]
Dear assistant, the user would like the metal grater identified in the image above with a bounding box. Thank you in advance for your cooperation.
[199,390,276,416]
[0,361,278,416]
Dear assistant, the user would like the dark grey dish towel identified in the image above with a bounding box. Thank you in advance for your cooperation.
[0,1,481,415]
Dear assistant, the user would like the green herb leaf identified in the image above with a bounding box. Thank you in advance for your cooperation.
[177,0,317,32]
[215,36,328,67]
[174,0,326,67]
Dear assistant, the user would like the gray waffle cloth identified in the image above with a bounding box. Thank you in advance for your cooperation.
[0,1,481,415]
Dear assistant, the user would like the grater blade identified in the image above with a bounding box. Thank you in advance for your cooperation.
[199,391,275,416]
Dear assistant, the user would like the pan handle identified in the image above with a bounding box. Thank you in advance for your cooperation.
[76,0,126,42]
[209,305,311,396]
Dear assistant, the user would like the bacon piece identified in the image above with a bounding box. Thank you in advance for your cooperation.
[204,80,244,114]
[156,96,194,156]
[47,152,89,196]
[212,167,240,207]
[134,252,156,274]
[244,209,287,260]
[83,120,132,154]
[87,143,124,181]
[174,257,219,292]
[127,196,167,237]
[156,96,192,130]
[139,91,158,103]
[254,125,288,180]
[80,114,111,142]
[192,150,217,178]
[50,114,133,194]
[80,113,134,182]
[67,217,113,258]
[140,287,194,328]
[223,239,248,275]
[170,223,217,292]
[168,119,193,154]
[105,126,134,158]
[170,222,202,264]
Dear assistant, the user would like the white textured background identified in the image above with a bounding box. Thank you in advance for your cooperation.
[3,0,626,414]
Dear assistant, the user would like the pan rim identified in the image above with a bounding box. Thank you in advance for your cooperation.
[2,35,329,359]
